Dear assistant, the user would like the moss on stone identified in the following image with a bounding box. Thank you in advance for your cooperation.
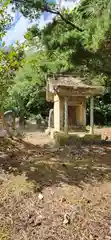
[53,132,102,146]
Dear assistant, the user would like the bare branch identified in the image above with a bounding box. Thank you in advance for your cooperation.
[43,6,83,32]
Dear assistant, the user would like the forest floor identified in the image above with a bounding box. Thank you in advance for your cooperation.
[0,129,111,240]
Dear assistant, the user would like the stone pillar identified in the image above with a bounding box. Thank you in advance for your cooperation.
[64,97,68,134]
[83,99,86,127]
[79,104,84,126]
[54,94,60,131]
[90,96,94,134]
[48,109,54,128]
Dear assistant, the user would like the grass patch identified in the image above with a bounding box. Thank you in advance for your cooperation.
[0,175,34,200]
[0,227,11,240]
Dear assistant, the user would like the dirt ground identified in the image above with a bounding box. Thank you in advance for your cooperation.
[23,131,51,146]
[0,130,111,240]
[22,126,111,146]
[95,127,111,140]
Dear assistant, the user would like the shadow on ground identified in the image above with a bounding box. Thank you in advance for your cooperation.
[0,137,111,190]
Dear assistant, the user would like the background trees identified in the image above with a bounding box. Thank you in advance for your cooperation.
[0,44,24,109]
[0,0,11,40]
[1,0,111,125]
[7,51,53,118]
[12,0,111,50]
[0,1,25,111]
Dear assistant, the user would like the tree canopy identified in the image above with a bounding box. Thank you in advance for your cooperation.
[0,0,11,40]
[13,0,111,50]
[0,1,25,110]
[7,51,52,117]
[25,6,111,87]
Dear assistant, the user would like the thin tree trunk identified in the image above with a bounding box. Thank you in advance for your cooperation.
[19,111,25,128]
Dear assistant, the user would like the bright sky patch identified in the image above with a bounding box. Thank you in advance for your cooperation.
[2,0,78,46]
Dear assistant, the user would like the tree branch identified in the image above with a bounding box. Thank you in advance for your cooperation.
[43,6,83,32]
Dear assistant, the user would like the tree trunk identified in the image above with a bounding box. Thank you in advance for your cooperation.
[19,111,25,128]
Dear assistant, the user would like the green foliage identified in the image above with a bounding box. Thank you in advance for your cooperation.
[25,17,111,86]
[0,0,11,40]
[86,91,111,126]
[0,44,25,110]
[94,93,111,125]
[79,0,111,50]
[0,1,25,110]
[13,0,111,50]
[12,0,82,31]
[7,51,53,117]
[14,0,111,84]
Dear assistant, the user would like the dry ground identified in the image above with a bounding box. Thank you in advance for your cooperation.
[0,130,111,240]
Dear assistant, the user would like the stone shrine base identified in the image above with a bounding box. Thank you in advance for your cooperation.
[45,127,102,146]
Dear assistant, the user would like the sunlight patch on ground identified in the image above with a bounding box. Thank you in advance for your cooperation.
[0,175,34,200]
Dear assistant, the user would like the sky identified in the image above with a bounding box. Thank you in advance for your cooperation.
[2,0,79,46]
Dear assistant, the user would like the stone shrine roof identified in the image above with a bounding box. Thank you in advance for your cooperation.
[46,75,104,101]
